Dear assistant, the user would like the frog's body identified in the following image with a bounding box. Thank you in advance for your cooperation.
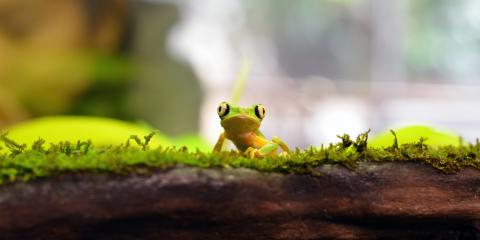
[213,102,289,157]
[224,131,268,152]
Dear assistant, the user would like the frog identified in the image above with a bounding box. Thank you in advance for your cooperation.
[213,101,290,157]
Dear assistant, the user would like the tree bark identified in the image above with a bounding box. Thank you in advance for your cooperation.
[0,163,479,239]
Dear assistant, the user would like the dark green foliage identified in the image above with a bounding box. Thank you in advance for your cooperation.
[0,130,479,185]
[0,132,26,157]
[336,134,353,149]
[353,129,370,153]
[390,130,399,150]
[125,132,155,151]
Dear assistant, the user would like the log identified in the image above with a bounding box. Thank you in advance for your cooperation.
[0,162,479,239]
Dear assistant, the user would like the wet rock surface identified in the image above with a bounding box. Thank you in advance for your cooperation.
[1,163,480,239]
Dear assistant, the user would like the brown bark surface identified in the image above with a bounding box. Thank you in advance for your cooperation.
[0,162,479,239]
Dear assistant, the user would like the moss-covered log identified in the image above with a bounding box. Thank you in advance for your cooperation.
[1,163,479,239]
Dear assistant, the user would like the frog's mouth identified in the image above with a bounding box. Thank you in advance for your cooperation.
[221,114,260,133]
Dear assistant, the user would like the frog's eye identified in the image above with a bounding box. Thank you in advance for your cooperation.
[217,102,230,118]
[254,104,266,119]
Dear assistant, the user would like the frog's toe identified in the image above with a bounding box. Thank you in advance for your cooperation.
[245,147,261,158]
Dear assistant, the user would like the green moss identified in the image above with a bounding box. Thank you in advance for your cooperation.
[0,130,479,185]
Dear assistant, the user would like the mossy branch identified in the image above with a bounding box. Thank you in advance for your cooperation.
[0,130,478,185]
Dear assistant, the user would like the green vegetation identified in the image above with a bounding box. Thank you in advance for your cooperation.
[369,125,461,147]
[0,130,479,185]
[3,116,211,152]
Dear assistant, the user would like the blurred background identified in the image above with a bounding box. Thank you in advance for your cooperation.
[0,0,479,148]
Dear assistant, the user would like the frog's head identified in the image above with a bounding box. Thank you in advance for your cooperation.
[217,101,265,133]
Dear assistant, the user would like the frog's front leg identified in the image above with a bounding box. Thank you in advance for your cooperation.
[213,132,225,152]
[244,142,279,159]
[272,136,290,153]
[245,144,276,158]
[245,138,290,158]
[258,142,279,156]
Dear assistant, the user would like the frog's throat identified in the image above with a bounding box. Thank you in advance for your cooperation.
[221,115,260,134]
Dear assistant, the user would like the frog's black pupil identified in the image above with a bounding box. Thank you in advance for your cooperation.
[219,104,230,118]
[255,106,263,119]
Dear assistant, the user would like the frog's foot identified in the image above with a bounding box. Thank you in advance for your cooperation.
[245,147,262,158]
